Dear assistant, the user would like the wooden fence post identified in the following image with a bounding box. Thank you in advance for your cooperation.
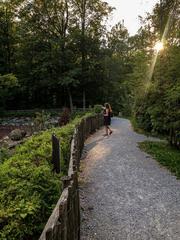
[53,221,61,240]
[61,176,72,190]
[46,228,53,240]
[39,114,103,240]
[52,134,60,174]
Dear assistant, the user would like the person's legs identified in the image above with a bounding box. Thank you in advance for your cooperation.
[107,126,113,135]
[103,125,108,136]
[105,126,108,135]
[104,123,113,136]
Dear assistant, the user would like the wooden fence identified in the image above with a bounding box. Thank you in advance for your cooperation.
[39,114,103,240]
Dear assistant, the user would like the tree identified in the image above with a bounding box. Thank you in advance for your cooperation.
[15,0,82,110]
[71,0,113,109]
[0,73,18,109]
[128,0,180,146]
[0,0,17,74]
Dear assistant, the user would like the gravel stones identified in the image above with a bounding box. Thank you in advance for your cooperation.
[80,118,180,240]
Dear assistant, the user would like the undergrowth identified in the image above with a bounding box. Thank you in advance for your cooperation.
[139,141,180,179]
[0,112,94,240]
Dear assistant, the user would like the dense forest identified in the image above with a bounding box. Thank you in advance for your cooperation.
[0,0,179,239]
[0,0,180,145]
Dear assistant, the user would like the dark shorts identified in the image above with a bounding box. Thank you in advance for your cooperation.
[104,116,111,126]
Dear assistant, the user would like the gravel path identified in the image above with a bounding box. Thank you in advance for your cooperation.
[80,118,180,240]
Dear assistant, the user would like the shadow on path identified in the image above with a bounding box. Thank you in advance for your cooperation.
[86,136,104,152]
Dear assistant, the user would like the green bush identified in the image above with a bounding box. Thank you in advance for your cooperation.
[0,112,94,239]
[0,148,10,164]
[93,105,103,114]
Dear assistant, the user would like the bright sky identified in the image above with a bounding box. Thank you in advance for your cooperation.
[106,0,159,35]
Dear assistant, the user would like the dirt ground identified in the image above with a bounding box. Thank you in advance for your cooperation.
[0,126,16,139]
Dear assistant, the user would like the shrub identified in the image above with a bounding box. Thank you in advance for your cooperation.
[0,112,94,239]
[33,110,51,131]
[93,105,103,113]
[0,147,10,164]
[58,107,70,126]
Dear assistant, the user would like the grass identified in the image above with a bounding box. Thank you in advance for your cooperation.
[139,141,180,178]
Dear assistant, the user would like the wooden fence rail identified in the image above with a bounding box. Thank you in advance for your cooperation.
[39,114,103,240]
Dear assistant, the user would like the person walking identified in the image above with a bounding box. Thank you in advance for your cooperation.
[103,103,113,136]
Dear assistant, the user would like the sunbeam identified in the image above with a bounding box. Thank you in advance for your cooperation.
[147,2,176,83]
[136,1,177,113]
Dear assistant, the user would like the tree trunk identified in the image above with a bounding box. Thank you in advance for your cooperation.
[67,88,73,112]
[83,89,86,111]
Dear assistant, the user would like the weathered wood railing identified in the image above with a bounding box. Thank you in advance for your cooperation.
[39,114,103,240]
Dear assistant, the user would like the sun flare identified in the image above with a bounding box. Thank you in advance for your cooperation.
[154,41,164,52]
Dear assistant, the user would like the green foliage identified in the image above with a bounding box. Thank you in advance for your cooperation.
[0,113,94,239]
[0,0,114,109]
[0,74,18,109]
[127,1,180,146]
[139,141,180,178]
[70,110,94,120]
[58,108,70,126]
[0,1,17,75]
[33,111,51,131]
[0,74,18,88]
[132,45,180,146]
[93,105,103,113]
[0,147,10,164]
[0,0,179,128]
